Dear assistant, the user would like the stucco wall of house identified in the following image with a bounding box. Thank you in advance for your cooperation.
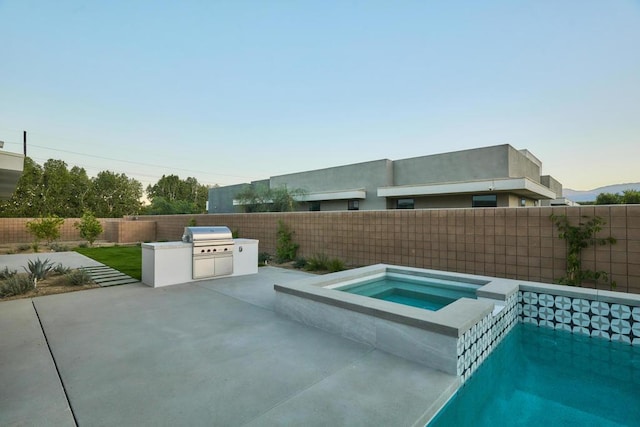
[508,146,542,181]
[392,145,513,186]
[541,175,563,198]
[270,159,392,210]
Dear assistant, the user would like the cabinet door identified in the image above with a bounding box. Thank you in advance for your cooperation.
[215,255,233,277]
[193,257,215,279]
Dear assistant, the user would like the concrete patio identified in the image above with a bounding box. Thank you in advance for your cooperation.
[0,256,458,426]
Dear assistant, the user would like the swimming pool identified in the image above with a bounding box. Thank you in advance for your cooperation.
[428,323,640,426]
[332,272,481,311]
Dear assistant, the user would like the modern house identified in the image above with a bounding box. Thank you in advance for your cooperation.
[208,144,568,213]
[0,144,24,200]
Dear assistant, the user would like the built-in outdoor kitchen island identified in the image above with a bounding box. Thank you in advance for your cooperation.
[141,226,258,287]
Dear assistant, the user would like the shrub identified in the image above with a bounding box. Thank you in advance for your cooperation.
[258,252,272,266]
[74,212,103,246]
[23,258,55,288]
[0,266,17,280]
[26,216,65,248]
[293,257,307,269]
[550,214,617,289]
[65,269,94,286]
[188,218,197,227]
[326,258,345,273]
[275,220,299,263]
[305,254,345,272]
[0,275,33,297]
[17,244,31,252]
[53,263,71,275]
[49,242,70,252]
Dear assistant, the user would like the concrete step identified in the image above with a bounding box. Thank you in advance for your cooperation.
[80,266,139,287]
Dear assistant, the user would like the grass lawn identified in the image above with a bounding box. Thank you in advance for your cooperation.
[74,245,142,280]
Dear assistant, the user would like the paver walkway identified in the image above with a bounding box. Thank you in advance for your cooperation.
[80,265,139,287]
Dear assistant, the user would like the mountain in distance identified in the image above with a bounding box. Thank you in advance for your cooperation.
[563,182,640,203]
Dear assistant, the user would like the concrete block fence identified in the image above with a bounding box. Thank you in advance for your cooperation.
[1,205,638,293]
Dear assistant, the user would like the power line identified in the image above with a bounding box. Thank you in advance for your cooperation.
[2,139,262,184]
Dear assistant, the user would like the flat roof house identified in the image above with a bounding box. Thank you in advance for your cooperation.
[0,146,24,200]
[208,144,567,213]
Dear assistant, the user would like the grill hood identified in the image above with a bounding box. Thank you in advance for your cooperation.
[182,226,233,243]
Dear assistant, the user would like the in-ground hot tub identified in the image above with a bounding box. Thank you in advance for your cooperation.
[274,264,519,379]
[327,270,483,311]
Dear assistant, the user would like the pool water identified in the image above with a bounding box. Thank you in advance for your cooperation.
[428,323,640,426]
[337,273,479,311]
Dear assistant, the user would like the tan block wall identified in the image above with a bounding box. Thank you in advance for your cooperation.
[1,206,639,293]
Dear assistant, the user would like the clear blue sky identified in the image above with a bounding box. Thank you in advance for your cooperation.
[1,1,639,192]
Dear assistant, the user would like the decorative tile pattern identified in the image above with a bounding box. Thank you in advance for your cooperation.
[518,291,640,345]
[457,292,518,383]
[457,290,639,384]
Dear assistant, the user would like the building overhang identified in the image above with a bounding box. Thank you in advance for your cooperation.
[0,151,25,200]
[232,189,366,206]
[377,178,556,200]
[296,189,366,202]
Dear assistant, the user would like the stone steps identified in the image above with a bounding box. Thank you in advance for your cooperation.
[80,266,139,287]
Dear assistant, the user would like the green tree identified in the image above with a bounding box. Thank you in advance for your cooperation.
[74,211,103,245]
[622,190,640,204]
[234,185,306,213]
[89,171,142,217]
[143,196,199,215]
[68,166,92,217]
[26,216,65,249]
[595,192,622,205]
[146,174,209,214]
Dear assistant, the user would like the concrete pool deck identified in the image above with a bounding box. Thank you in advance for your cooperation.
[0,264,458,426]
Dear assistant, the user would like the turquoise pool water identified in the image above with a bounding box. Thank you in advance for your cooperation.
[429,323,640,426]
[337,273,480,311]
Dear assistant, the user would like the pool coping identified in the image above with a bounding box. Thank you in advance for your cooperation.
[274,264,516,338]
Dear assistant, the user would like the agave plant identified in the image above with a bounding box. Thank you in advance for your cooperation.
[0,266,18,280]
[53,263,71,275]
[23,258,55,289]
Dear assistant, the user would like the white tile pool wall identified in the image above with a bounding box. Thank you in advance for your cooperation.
[457,291,518,383]
[518,289,640,345]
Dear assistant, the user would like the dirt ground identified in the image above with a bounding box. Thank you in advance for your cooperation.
[0,240,114,255]
[0,273,99,301]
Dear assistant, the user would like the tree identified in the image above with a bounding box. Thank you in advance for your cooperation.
[89,171,142,217]
[145,174,209,214]
[26,216,65,249]
[74,211,103,245]
[234,185,306,213]
[143,196,198,215]
[622,190,640,204]
[595,189,640,205]
[595,192,622,205]
[68,166,92,217]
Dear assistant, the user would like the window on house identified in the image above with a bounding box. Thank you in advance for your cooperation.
[472,194,497,208]
[396,198,414,209]
[309,201,321,211]
[348,200,359,210]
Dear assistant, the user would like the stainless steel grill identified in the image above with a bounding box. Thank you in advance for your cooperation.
[182,226,234,279]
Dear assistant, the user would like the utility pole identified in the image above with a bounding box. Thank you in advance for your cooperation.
[23,130,27,156]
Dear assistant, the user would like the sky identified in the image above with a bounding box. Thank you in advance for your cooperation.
[1,0,639,192]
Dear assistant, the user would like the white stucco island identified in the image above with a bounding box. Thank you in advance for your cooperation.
[141,238,259,288]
